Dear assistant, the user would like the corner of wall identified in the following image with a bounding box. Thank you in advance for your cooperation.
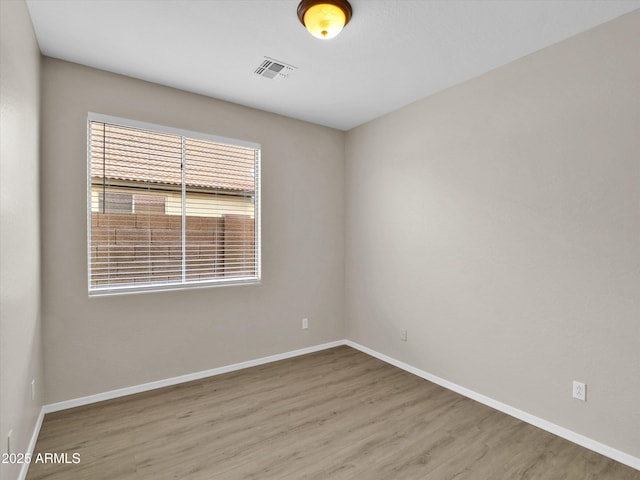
[0,1,45,479]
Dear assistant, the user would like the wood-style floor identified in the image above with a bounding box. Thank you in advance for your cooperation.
[26,346,639,480]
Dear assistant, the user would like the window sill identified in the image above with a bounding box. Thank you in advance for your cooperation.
[88,277,260,297]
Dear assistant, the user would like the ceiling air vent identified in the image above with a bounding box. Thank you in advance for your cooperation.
[254,57,297,81]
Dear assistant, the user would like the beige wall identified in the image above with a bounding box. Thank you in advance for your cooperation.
[345,10,640,458]
[0,1,43,479]
[40,59,345,403]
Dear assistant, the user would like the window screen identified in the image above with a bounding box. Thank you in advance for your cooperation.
[88,114,260,295]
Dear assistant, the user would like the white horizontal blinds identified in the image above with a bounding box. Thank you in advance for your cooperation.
[89,118,259,293]
[90,122,183,288]
[184,138,257,280]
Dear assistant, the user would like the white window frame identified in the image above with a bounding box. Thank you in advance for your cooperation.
[87,113,261,296]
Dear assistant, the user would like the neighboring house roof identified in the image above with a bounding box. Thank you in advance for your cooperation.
[90,122,255,192]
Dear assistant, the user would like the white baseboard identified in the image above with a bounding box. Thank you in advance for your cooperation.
[344,340,640,472]
[18,407,45,480]
[43,340,344,413]
[26,338,638,474]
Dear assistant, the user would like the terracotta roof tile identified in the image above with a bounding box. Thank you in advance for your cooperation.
[90,122,255,192]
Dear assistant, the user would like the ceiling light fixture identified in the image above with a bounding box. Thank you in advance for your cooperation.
[297,0,353,40]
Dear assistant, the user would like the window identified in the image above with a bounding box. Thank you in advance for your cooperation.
[133,194,166,215]
[99,192,133,213]
[88,113,260,295]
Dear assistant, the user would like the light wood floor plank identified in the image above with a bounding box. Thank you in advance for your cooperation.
[26,346,639,479]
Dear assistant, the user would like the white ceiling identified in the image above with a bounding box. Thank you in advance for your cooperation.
[25,0,640,131]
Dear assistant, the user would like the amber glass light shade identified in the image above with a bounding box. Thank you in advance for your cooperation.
[297,0,353,40]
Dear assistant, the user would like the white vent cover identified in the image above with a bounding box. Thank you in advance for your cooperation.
[254,57,297,81]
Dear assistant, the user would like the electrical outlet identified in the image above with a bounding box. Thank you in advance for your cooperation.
[400,328,407,342]
[573,381,586,401]
[7,430,12,454]
[302,318,308,330]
